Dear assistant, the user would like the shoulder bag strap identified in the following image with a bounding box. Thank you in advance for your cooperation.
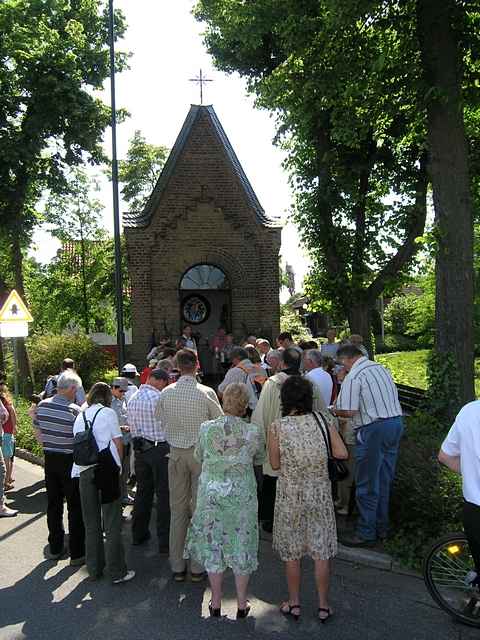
[82,407,104,432]
[312,411,333,458]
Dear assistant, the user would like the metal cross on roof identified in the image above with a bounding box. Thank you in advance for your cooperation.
[189,69,213,105]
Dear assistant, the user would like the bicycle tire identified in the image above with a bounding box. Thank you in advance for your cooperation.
[424,531,480,628]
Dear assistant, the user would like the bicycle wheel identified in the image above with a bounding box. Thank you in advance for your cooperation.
[424,531,480,627]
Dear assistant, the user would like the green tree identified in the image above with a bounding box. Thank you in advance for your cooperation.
[195,0,479,405]
[0,0,127,391]
[118,130,168,212]
[195,1,429,357]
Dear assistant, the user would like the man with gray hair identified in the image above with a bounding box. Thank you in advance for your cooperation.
[34,370,85,564]
[303,349,334,406]
[265,349,282,375]
[218,347,259,411]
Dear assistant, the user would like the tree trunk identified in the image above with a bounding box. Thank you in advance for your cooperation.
[11,232,34,395]
[347,301,374,358]
[417,0,475,409]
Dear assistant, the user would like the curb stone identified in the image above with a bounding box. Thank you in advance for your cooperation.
[15,447,44,468]
[337,543,421,579]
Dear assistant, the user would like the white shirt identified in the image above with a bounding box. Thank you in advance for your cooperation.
[125,382,138,404]
[306,368,333,407]
[336,357,402,428]
[71,404,122,478]
[441,401,480,506]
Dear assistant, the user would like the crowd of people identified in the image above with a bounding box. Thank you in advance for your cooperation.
[0,326,408,622]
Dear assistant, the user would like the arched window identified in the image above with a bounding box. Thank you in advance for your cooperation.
[180,264,230,290]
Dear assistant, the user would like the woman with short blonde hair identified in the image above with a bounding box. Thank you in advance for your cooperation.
[184,382,265,619]
[222,382,250,415]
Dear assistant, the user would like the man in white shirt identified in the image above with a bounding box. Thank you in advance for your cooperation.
[333,344,403,547]
[303,349,333,406]
[440,401,480,579]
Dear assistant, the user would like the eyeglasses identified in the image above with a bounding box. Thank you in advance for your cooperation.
[112,387,126,393]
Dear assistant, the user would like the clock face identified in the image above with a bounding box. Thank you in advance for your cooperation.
[182,295,210,325]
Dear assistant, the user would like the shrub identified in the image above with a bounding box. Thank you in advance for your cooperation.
[27,333,113,393]
[387,412,462,569]
[384,294,418,335]
[14,397,43,458]
[375,333,418,353]
[280,305,312,342]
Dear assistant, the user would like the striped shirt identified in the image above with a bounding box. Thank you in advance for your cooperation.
[34,395,81,454]
[127,384,165,442]
[158,375,223,449]
[336,357,402,428]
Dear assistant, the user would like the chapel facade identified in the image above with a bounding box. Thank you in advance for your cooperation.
[124,104,282,371]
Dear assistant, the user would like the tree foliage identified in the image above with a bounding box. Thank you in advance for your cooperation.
[118,129,168,212]
[195,0,430,353]
[0,0,128,392]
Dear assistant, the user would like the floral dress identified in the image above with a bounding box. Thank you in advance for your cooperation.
[184,415,266,574]
[272,413,337,561]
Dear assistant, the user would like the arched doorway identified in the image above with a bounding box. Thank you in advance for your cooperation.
[179,264,231,374]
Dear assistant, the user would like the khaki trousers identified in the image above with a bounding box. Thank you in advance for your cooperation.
[168,446,202,573]
[337,444,356,509]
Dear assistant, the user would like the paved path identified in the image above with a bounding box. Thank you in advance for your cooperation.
[0,459,477,640]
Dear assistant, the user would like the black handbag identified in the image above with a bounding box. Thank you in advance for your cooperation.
[312,412,349,482]
[72,408,103,466]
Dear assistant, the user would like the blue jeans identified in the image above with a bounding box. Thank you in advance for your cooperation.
[354,416,404,541]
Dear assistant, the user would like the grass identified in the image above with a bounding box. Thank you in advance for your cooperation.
[377,349,480,397]
[377,350,429,389]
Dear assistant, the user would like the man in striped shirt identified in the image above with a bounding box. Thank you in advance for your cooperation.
[34,370,85,563]
[333,344,403,547]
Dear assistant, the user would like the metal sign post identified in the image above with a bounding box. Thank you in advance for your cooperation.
[12,338,18,397]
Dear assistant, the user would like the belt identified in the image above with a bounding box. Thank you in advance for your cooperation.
[134,436,166,446]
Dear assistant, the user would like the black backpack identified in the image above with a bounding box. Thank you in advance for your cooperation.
[72,408,104,466]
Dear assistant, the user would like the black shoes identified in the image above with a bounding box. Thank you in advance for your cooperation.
[132,531,151,546]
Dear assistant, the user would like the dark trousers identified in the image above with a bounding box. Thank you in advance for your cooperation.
[79,467,126,581]
[463,500,480,573]
[44,451,85,559]
[132,442,170,547]
[260,474,277,526]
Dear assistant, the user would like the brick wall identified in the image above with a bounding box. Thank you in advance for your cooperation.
[125,108,281,365]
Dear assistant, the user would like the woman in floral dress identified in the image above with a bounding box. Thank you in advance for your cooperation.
[268,376,347,623]
[184,382,266,619]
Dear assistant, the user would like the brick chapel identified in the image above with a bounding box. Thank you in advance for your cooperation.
[124,104,282,372]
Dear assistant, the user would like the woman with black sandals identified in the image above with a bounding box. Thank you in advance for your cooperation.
[268,376,347,623]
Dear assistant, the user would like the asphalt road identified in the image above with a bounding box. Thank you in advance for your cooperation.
[0,458,477,640]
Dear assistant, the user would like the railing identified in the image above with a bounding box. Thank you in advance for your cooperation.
[396,383,427,415]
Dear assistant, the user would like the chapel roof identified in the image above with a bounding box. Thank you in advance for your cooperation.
[123,104,281,229]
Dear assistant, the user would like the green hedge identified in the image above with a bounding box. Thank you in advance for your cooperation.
[28,333,113,393]
[386,412,462,569]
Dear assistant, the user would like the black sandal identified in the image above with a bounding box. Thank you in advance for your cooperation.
[208,601,221,618]
[236,600,251,619]
[280,602,300,621]
[318,607,333,623]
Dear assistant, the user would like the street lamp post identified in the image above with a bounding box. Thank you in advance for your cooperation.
[108,0,126,371]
